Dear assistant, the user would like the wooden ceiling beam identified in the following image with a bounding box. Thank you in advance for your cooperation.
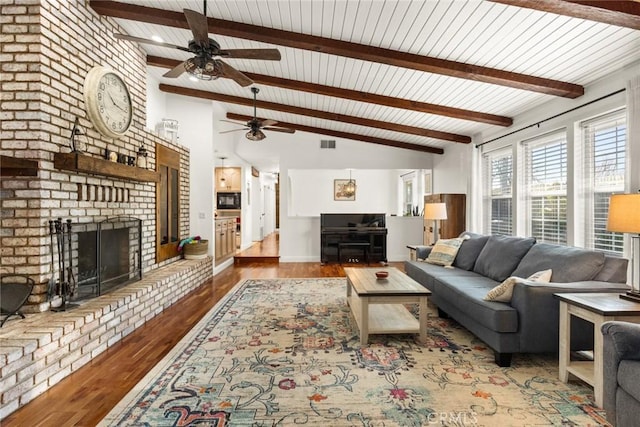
[159,84,471,144]
[225,113,444,154]
[91,1,584,98]
[148,55,512,127]
[490,0,640,30]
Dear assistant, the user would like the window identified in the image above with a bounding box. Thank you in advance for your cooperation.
[156,144,181,263]
[483,149,513,235]
[522,131,567,244]
[402,171,416,216]
[581,110,626,255]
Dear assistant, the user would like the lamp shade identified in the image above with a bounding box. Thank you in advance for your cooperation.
[607,194,640,233]
[424,202,448,220]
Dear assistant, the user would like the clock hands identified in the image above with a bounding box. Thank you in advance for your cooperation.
[106,91,129,114]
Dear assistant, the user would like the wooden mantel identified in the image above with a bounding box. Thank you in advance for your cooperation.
[54,152,160,183]
[1,154,38,177]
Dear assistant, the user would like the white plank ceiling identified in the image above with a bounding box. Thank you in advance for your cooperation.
[102,0,640,170]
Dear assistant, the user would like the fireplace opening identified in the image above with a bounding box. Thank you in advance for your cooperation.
[74,216,142,300]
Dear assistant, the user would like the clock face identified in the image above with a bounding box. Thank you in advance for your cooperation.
[83,67,133,139]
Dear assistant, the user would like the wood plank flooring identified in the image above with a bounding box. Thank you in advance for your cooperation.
[233,231,280,264]
[2,234,401,426]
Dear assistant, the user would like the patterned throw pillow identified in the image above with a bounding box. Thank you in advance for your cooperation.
[425,237,466,267]
[484,269,552,302]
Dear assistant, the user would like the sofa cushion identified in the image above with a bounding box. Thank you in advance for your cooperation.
[434,275,518,333]
[616,388,640,427]
[473,235,536,282]
[484,269,552,302]
[593,256,629,283]
[425,237,465,267]
[511,243,605,283]
[404,261,485,293]
[618,360,640,402]
[453,232,490,271]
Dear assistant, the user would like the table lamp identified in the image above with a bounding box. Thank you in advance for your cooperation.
[607,193,640,302]
[424,202,447,245]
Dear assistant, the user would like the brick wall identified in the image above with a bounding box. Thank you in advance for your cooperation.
[0,257,213,419]
[1,0,192,310]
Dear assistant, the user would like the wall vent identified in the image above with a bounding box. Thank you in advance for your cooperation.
[320,140,336,149]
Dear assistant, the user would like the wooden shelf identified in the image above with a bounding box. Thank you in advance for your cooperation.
[54,152,160,183]
[1,155,38,177]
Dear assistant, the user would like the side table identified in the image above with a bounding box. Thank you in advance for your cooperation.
[407,245,418,261]
[555,292,640,408]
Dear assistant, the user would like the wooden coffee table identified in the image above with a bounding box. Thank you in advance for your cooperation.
[556,292,640,408]
[344,267,431,345]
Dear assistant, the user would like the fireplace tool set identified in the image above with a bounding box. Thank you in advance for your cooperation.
[48,218,78,311]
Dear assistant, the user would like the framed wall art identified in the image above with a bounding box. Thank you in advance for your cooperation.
[334,179,356,201]
[424,169,433,195]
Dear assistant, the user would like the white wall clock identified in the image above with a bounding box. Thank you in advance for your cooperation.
[83,66,133,139]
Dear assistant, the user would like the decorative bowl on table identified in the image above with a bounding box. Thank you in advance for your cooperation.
[375,271,389,279]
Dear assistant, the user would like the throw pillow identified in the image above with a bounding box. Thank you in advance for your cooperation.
[452,232,490,271]
[484,269,552,302]
[473,235,536,282]
[425,237,466,267]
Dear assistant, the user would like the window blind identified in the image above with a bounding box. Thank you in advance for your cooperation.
[482,149,513,235]
[581,110,626,255]
[522,131,567,244]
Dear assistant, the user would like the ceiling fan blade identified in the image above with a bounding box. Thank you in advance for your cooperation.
[114,33,190,52]
[264,126,296,134]
[219,49,281,61]
[220,119,246,125]
[163,61,187,78]
[260,119,278,127]
[183,9,210,48]
[219,128,246,134]
[218,61,253,87]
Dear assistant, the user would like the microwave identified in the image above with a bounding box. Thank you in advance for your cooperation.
[217,192,241,209]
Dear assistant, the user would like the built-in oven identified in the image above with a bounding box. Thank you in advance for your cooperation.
[217,192,241,210]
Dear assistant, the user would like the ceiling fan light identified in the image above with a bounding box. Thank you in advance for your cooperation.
[204,61,216,73]
[184,57,221,81]
[246,130,265,141]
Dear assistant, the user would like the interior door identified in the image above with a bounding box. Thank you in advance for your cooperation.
[251,175,263,241]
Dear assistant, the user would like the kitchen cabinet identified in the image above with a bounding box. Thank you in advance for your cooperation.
[215,167,241,191]
[215,217,238,261]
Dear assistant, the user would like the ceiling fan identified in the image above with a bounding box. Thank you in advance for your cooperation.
[113,4,280,86]
[221,87,295,141]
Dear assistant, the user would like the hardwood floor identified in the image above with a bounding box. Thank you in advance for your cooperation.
[233,231,280,264]
[2,234,401,426]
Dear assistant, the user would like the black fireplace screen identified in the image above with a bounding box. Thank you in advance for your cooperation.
[74,216,142,300]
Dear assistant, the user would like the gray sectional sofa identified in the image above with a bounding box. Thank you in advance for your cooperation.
[405,232,630,366]
[602,321,640,427]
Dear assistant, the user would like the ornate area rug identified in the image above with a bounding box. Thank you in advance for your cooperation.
[100,278,609,426]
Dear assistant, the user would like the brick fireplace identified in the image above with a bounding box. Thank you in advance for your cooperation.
[0,0,194,312]
[0,1,215,418]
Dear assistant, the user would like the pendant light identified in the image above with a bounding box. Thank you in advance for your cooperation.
[344,169,356,198]
[218,157,228,188]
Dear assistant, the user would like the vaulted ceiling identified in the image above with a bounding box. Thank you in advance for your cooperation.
[90,0,640,160]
